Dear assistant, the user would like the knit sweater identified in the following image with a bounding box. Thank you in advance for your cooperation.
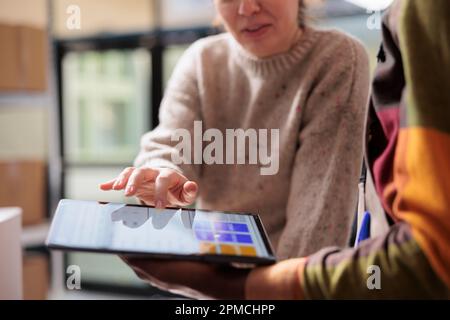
[134,26,371,259]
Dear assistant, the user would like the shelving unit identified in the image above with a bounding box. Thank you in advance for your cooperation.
[48,0,219,298]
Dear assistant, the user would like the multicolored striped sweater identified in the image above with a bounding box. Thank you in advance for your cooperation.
[303,0,450,299]
[246,0,450,299]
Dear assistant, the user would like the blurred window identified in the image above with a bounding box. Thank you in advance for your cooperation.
[62,49,151,165]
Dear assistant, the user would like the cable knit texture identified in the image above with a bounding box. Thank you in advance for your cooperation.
[135,27,370,259]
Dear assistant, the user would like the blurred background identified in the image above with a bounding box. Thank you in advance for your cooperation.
[0,0,389,299]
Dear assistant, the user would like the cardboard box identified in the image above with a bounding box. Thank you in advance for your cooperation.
[23,254,49,300]
[18,25,47,91]
[0,23,47,91]
[0,161,47,226]
[0,24,21,90]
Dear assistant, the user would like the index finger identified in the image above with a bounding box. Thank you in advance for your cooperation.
[99,178,116,190]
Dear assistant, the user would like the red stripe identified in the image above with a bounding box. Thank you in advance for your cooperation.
[371,107,400,215]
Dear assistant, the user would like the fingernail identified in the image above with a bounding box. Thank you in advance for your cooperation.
[125,186,134,195]
[188,185,197,194]
[155,200,163,209]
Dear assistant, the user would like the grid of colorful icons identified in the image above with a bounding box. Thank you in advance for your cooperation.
[193,219,258,257]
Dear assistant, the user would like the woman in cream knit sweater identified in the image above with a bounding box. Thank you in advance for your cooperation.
[100,0,370,259]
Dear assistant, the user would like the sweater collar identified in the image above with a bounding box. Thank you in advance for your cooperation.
[230,26,321,77]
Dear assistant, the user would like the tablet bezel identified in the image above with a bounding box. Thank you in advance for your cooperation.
[46,199,277,266]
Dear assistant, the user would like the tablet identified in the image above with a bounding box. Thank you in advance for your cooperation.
[46,199,276,267]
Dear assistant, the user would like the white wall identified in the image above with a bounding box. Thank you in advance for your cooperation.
[0,106,48,160]
[52,0,155,38]
[0,0,47,27]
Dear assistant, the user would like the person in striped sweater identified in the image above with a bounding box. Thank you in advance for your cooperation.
[122,0,450,299]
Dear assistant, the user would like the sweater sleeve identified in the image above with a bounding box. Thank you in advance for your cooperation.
[300,0,450,299]
[275,36,371,259]
[394,0,450,291]
[246,0,450,299]
[133,42,203,182]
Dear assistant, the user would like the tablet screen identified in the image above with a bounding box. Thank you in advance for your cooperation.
[47,199,274,262]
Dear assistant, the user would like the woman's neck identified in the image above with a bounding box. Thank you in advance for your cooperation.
[230,26,321,76]
[289,27,305,52]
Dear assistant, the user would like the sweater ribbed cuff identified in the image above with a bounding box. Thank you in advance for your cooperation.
[135,158,182,173]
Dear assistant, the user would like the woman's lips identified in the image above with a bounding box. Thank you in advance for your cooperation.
[241,24,272,39]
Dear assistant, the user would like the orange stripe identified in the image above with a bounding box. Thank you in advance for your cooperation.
[392,128,450,288]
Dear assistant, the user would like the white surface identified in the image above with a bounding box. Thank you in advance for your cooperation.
[0,207,23,300]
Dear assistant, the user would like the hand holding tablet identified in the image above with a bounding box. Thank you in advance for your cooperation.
[46,199,276,267]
